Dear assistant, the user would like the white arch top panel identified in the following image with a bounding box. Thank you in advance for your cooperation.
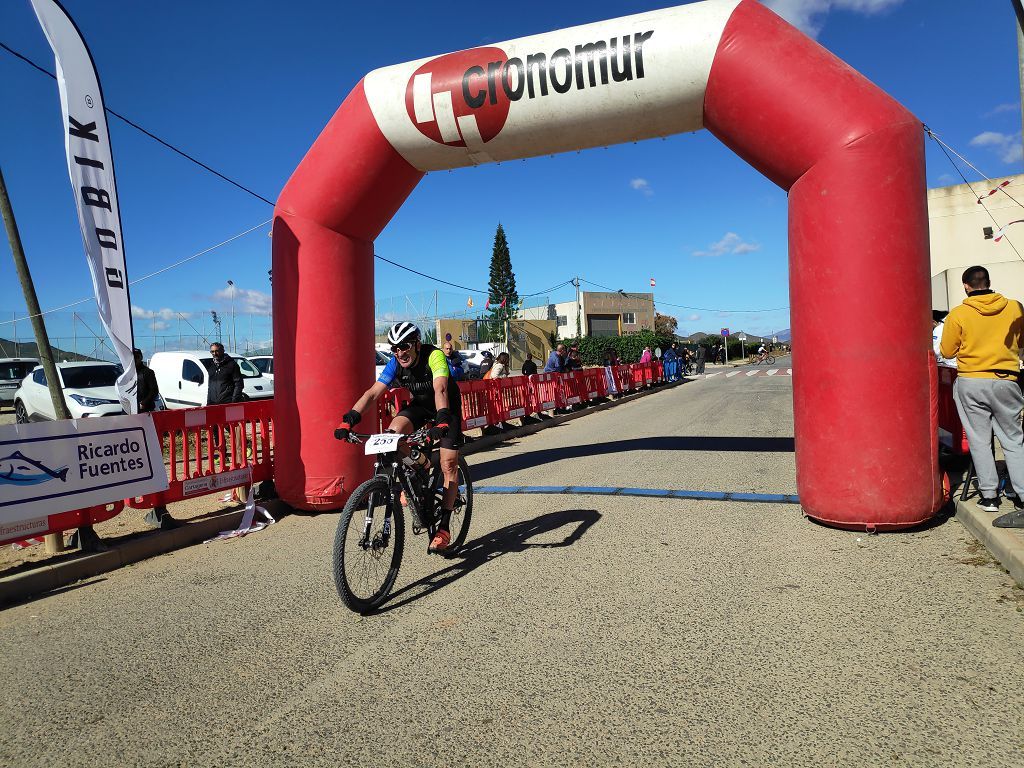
[363,0,742,171]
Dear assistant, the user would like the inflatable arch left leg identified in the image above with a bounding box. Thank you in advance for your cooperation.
[273,0,942,529]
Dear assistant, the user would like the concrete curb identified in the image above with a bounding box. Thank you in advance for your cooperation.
[0,507,248,608]
[954,498,1024,587]
[0,379,689,606]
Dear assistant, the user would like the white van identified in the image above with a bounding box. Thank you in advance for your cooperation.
[0,358,38,406]
[149,351,274,409]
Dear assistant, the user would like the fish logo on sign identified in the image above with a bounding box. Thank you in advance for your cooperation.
[0,451,69,486]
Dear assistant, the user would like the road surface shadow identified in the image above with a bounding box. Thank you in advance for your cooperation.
[471,436,795,482]
[370,508,601,615]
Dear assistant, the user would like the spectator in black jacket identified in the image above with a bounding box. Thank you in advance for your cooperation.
[521,353,538,376]
[207,343,244,404]
[134,349,160,413]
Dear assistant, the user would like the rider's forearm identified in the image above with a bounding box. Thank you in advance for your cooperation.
[433,382,450,415]
[351,387,382,418]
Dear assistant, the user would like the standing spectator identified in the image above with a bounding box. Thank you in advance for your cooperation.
[565,347,583,371]
[695,344,707,375]
[544,344,568,373]
[941,266,1024,527]
[605,349,621,367]
[639,345,652,364]
[208,342,244,404]
[931,310,956,369]
[488,351,511,378]
[478,350,494,379]
[521,352,538,376]
[442,341,465,380]
[134,349,179,529]
[134,348,160,413]
[662,342,679,381]
[603,348,620,397]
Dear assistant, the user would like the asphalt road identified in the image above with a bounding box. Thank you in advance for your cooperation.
[2,367,1023,767]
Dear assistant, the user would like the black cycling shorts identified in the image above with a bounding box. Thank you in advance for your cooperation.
[395,404,463,450]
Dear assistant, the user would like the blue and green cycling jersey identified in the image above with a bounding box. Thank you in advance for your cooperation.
[378,344,460,411]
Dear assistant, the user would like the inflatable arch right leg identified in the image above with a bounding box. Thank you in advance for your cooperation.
[272,0,942,529]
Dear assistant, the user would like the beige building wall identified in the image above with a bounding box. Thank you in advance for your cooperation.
[929,173,1024,309]
[581,291,655,336]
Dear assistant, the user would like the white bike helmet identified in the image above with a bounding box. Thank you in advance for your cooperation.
[387,321,420,346]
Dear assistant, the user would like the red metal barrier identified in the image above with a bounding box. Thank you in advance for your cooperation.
[528,372,564,413]
[490,376,531,422]
[561,371,584,406]
[378,387,412,431]
[459,379,491,430]
[578,368,605,400]
[127,400,275,509]
[1,501,124,549]
[613,364,634,393]
[936,366,969,456]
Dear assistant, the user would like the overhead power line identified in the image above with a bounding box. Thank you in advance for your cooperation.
[0,40,275,206]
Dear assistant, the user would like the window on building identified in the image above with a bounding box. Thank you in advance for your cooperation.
[622,312,636,325]
[556,315,568,327]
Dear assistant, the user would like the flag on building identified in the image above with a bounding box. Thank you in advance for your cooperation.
[485,298,490,310]
[500,296,507,308]
[467,296,473,308]
[31,0,137,414]
[650,277,656,287]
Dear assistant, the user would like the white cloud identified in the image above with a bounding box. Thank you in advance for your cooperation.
[936,173,956,185]
[212,286,272,315]
[969,131,1023,164]
[763,0,905,38]
[985,103,1019,118]
[686,313,700,322]
[629,178,653,196]
[693,232,761,257]
[131,305,192,321]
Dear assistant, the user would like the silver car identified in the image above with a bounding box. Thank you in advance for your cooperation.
[0,358,38,407]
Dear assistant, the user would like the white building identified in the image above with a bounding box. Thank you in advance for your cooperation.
[518,292,654,340]
[930,173,1024,309]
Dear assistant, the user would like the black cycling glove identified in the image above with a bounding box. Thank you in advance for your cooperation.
[334,409,362,440]
[429,408,452,443]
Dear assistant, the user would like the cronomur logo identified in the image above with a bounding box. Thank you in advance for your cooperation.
[405,32,655,148]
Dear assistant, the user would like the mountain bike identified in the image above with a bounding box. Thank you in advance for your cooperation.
[333,427,473,613]
[750,353,776,365]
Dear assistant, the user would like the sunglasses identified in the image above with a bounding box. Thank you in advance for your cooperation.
[391,342,414,353]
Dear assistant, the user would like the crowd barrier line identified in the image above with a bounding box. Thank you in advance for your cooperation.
[12,365,669,547]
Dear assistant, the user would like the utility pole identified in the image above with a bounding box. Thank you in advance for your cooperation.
[0,164,74,553]
[574,276,582,338]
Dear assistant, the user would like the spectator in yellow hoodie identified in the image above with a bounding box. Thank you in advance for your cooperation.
[940,265,1024,527]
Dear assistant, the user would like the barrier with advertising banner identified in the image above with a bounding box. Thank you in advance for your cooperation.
[0,414,168,542]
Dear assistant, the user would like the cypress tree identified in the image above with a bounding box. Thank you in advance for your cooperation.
[486,223,519,337]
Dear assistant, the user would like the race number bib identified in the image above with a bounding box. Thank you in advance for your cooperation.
[364,433,402,455]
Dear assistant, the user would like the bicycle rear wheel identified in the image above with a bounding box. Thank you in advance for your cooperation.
[430,455,474,551]
[333,475,404,613]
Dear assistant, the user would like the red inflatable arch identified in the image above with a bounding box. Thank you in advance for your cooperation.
[272,0,943,530]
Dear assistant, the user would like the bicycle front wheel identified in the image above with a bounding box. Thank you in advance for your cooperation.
[333,476,404,613]
[766,356,776,365]
[430,455,474,552]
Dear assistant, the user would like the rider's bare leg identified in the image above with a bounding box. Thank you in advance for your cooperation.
[438,447,459,527]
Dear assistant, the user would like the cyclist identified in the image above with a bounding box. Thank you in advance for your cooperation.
[756,342,769,363]
[334,322,462,553]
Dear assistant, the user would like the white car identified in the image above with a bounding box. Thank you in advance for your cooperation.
[0,358,38,407]
[249,355,273,379]
[14,361,125,422]
[149,351,273,409]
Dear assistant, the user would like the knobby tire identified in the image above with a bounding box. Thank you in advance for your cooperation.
[333,475,404,614]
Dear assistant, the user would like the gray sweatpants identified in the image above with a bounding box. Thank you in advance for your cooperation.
[953,376,1024,497]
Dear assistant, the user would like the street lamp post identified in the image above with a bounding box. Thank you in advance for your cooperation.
[227,280,236,352]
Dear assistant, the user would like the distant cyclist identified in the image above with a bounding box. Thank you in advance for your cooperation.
[756,343,769,363]
[334,322,462,553]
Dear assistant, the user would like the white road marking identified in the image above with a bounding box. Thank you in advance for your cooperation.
[726,371,741,378]
[787,369,792,375]
[705,373,721,378]
[766,369,778,376]
[745,371,759,377]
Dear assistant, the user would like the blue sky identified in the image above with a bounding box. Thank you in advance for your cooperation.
[1,0,1022,349]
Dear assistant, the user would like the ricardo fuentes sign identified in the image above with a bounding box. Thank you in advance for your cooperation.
[0,414,168,541]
